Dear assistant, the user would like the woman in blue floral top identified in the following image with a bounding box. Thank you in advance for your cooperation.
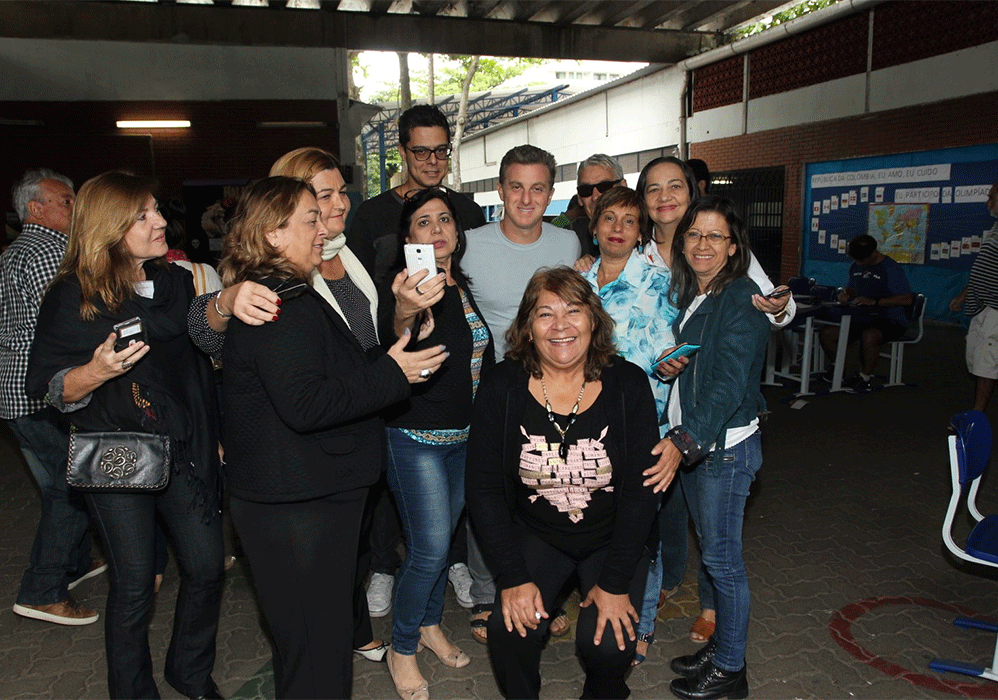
[581,186,679,665]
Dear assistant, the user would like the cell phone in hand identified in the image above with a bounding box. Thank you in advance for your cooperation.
[113,316,146,352]
[651,343,701,371]
[404,244,436,289]
[765,287,791,300]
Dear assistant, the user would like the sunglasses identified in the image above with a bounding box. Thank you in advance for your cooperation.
[577,179,619,198]
[272,279,309,301]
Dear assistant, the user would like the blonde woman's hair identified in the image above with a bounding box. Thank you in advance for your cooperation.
[269,147,340,182]
[218,176,315,287]
[57,171,159,320]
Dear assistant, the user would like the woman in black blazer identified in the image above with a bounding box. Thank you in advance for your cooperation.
[218,177,448,699]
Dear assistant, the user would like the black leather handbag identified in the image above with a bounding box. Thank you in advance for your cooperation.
[67,431,171,491]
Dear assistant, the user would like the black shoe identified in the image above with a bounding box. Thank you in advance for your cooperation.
[671,637,717,677]
[670,661,747,700]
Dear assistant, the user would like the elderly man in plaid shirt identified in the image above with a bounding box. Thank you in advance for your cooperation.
[1,169,105,625]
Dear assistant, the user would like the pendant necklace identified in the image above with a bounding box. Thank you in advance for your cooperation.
[540,377,587,460]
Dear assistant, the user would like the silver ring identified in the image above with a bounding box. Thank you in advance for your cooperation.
[535,611,542,620]
[419,368,432,379]
[121,360,133,370]
[416,287,425,296]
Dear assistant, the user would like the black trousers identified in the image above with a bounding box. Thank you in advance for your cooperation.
[487,530,650,700]
[231,488,368,700]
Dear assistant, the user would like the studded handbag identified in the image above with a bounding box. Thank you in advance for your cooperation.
[67,430,171,491]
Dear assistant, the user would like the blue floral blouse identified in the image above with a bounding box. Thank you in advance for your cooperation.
[583,250,679,436]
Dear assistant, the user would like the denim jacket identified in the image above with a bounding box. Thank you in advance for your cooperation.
[669,276,770,470]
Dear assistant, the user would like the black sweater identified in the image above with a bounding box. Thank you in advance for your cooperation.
[466,358,660,595]
[378,281,495,430]
[222,279,410,503]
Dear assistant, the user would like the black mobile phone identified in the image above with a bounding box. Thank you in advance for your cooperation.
[113,316,146,352]
[765,287,791,300]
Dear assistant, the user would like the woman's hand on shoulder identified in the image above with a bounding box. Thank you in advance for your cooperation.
[91,333,150,382]
[579,584,638,650]
[216,281,281,327]
[500,582,547,637]
[574,254,596,273]
[386,328,449,384]
[392,268,446,320]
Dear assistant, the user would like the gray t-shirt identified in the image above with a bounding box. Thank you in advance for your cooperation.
[462,221,581,360]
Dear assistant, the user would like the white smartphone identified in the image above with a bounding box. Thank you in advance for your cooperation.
[404,243,436,288]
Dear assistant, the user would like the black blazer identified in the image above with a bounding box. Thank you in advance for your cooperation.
[222,279,410,503]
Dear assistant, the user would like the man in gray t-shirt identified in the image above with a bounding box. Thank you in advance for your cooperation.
[463,145,581,360]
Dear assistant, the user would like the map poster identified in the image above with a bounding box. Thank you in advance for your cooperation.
[867,203,928,264]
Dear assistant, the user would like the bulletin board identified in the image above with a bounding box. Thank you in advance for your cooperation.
[802,143,998,322]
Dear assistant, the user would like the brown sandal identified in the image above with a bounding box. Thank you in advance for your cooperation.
[689,615,715,643]
[470,604,490,645]
[549,608,571,637]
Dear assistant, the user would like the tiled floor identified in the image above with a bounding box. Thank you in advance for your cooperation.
[2,321,997,699]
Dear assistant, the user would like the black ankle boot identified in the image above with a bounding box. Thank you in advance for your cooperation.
[670,637,717,677]
[670,661,747,700]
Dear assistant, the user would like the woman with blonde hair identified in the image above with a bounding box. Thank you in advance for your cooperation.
[218,176,447,699]
[269,146,391,663]
[27,171,225,699]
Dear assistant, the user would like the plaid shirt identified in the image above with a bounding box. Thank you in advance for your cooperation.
[0,224,68,419]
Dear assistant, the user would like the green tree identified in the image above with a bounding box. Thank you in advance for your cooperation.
[731,0,838,39]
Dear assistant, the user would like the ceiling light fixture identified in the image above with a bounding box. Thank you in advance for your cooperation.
[116,120,191,128]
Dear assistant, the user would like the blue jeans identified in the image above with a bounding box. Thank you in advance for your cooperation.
[679,431,762,672]
[386,428,467,656]
[385,428,466,654]
[7,408,93,605]
[85,471,224,699]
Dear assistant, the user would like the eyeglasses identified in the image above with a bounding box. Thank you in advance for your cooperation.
[404,145,452,161]
[403,186,447,201]
[684,231,731,244]
[577,179,619,198]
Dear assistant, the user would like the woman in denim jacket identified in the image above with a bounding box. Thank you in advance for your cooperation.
[644,196,770,700]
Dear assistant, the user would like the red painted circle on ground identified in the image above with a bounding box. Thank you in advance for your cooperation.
[828,595,998,697]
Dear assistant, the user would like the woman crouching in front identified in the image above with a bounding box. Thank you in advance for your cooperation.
[217,177,448,699]
[466,266,659,699]
[645,196,771,700]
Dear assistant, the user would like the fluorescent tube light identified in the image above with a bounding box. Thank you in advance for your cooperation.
[116,120,191,128]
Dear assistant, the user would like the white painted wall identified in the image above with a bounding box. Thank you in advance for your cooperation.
[687,39,998,143]
[0,37,346,101]
[460,66,686,206]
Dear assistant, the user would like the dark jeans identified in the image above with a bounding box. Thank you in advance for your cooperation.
[7,407,93,605]
[85,473,224,699]
[232,488,368,700]
[680,431,762,672]
[487,529,649,700]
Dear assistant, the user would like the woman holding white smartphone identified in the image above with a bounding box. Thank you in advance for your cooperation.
[379,188,495,700]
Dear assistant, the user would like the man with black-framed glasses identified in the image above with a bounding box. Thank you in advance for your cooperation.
[572,154,626,257]
[348,104,486,287]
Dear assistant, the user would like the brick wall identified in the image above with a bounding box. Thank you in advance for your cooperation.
[690,90,998,283]
[2,99,339,208]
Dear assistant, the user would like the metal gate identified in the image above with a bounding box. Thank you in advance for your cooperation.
[710,166,785,282]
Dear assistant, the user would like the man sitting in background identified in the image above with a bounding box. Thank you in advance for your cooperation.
[819,234,913,391]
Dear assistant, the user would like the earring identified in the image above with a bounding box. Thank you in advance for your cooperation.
[455,240,461,252]
[592,236,598,245]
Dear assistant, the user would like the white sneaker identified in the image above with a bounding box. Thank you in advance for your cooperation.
[367,573,394,617]
[448,563,474,609]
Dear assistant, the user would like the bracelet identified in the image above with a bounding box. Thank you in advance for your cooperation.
[213,292,233,319]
